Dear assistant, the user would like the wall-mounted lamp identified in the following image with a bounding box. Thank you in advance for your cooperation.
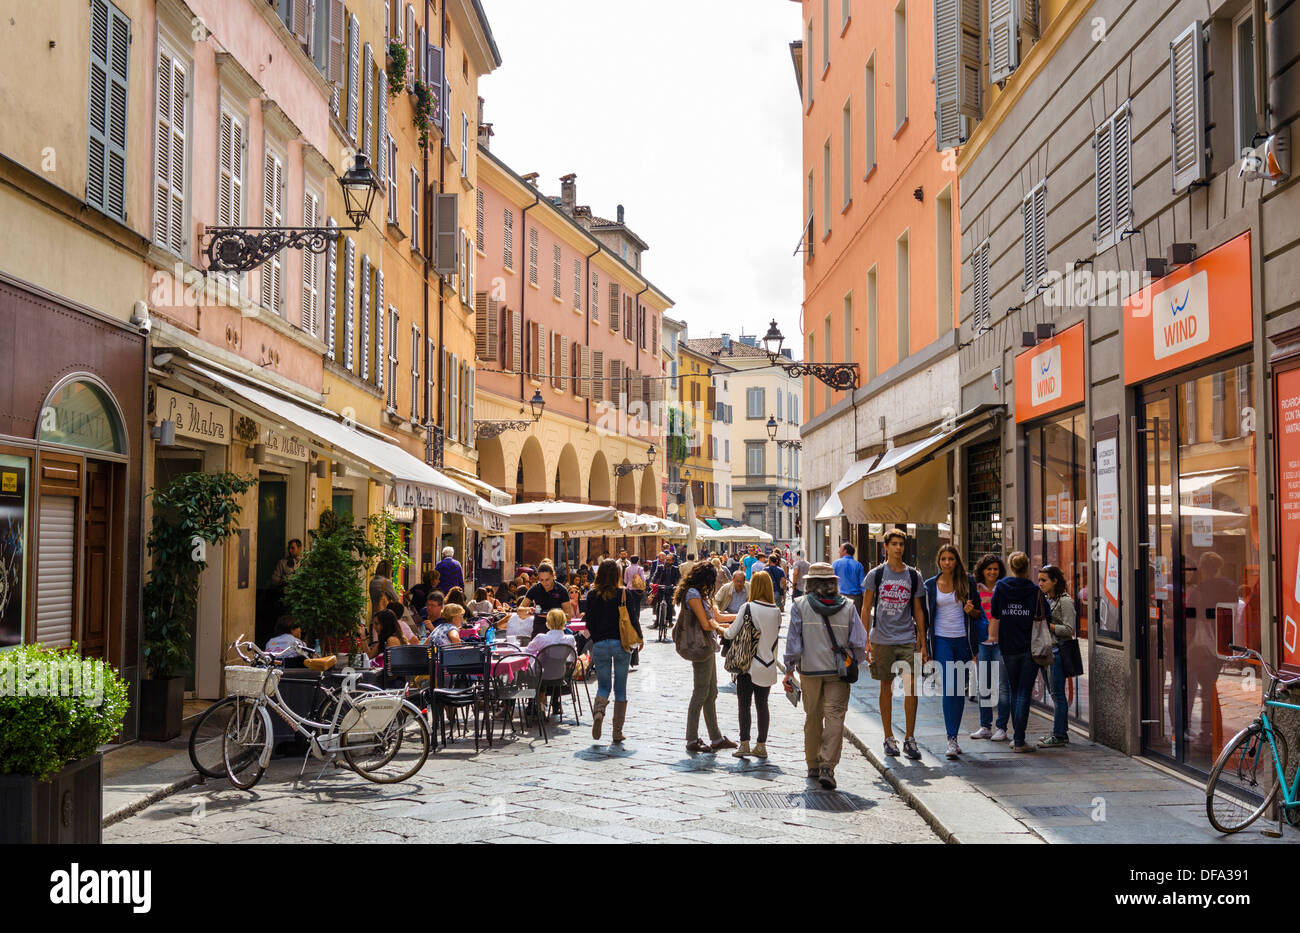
[1167,242,1196,266]
[150,419,176,446]
[1035,323,1055,341]
[252,443,267,465]
[1146,258,1168,278]
[1021,331,1037,348]
[314,460,329,479]
[333,463,347,478]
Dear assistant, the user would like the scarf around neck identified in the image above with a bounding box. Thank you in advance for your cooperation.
[804,593,847,617]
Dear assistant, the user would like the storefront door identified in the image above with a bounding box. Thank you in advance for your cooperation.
[1139,359,1261,774]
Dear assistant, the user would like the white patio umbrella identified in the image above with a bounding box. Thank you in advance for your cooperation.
[683,478,697,561]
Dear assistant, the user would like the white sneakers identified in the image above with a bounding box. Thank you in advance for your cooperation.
[990,728,1008,742]
[945,738,960,759]
[969,726,992,739]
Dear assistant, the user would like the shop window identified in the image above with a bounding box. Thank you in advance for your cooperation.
[39,380,124,453]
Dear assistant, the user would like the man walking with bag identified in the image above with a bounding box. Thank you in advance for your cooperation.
[784,562,867,789]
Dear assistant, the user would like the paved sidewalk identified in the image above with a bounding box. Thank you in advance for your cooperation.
[101,736,201,827]
[843,677,1300,844]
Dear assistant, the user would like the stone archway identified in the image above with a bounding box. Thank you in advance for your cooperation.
[555,443,581,500]
[615,465,636,511]
[588,450,611,506]
[517,435,547,502]
[639,466,659,516]
[476,434,506,489]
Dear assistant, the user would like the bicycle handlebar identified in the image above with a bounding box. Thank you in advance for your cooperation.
[1226,644,1300,687]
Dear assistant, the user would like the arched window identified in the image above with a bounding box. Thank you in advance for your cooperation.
[38,379,125,453]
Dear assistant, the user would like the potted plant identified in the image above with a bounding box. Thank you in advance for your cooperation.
[0,643,129,843]
[411,80,435,151]
[386,41,408,96]
[141,471,256,740]
[283,509,378,655]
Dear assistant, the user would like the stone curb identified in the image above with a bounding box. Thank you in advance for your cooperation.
[103,773,203,828]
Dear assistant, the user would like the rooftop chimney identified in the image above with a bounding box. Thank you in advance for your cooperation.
[616,204,625,224]
[560,173,577,215]
[478,122,494,149]
[521,172,539,187]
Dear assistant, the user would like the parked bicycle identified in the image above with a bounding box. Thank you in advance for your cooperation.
[1205,644,1300,834]
[218,636,430,791]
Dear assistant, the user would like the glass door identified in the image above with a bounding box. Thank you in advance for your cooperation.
[1139,391,1178,760]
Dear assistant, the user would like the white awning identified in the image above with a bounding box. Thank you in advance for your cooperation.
[498,500,623,534]
[815,489,845,521]
[442,465,513,507]
[180,363,483,518]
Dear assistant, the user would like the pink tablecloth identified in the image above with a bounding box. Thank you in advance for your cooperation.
[491,651,530,681]
[566,620,587,634]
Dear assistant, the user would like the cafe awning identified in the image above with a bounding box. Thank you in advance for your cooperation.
[832,406,1001,527]
[498,500,624,535]
[178,362,483,518]
[441,466,513,507]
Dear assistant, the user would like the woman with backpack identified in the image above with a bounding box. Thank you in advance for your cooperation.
[1035,565,1077,749]
[720,570,784,759]
[923,546,982,759]
[990,551,1050,752]
[674,561,738,754]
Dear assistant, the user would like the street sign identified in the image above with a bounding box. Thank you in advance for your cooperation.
[781,490,800,508]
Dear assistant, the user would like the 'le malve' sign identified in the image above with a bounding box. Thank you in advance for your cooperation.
[260,426,308,461]
[155,388,230,444]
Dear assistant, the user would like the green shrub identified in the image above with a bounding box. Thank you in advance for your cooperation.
[0,643,130,780]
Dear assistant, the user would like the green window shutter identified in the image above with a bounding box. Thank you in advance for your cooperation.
[88,0,129,219]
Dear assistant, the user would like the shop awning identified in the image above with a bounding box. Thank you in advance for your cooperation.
[703,518,723,531]
[832,406,1002,527]
[178,362,484,519]
[441,466,513,507]
[814,489,845,521]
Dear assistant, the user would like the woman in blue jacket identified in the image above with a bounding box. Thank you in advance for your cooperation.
[991,551,1050,751]
[924,546,982,759]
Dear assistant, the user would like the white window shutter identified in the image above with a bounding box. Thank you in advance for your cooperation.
[609,283,620,330]
[591,271,599,322]
[260,151,284,312]
[154,50,187,254]
[1095,118,1114,244]
[538,324,548,382]
[1113,102,1132,232]
[359,255,371,379]
[503,208,513,268]
[988,0,1019,85]
[375,268,385,391]
[376,69,387,183]
[325,217,338,355]
[1020,0,1039,42]
[327,0,345,89]
[511,310,522,373]
[217,110,242,228]
[301,190,320,333]
[88,0,129,220]
[579,345,591,398]
[361,43,373,155]
[343,236,355,370]
[934,0,981,151]
[346,15,359,141]
[1169,22,1207,191]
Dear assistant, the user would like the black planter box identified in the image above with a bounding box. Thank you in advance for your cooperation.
[0,754,102,844]
[138,677,184,741]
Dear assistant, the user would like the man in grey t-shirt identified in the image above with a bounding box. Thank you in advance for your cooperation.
[862,529,928,761]
[791,551,811,599]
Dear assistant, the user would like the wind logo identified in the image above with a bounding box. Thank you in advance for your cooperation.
[1029,345,1062,407]
[1152,270,1209,360]
[49,864,151,913]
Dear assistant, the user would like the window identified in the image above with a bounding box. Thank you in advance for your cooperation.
[341,237,355,369]
[1094,102,1132,251]
[301,187,322,333]
[374,269,384,391]
[260,147,286,313]
[410,324,420,421]
[822,139,831,237]
[896,230,910,362]
[591,270,599,322]
[553,244,562,299]
[842,0,851,27]
[87,0,129,220]
[746,441,765,479]
[461,111,469,177]
[153,40,188,255]
[475,187,484,244]
[864,53,876,173]
[503,208,514,269]
[324,216,338,356]
[933,0,981,150]
[573,259,581,310]
[972,239,991,333]
[386,307,399,411]
[346,14,359,140]
[807,333,815,409]
[823,315,833,409]
[386,136,398,224]
[360,42,373,158]
[216,107,244,231]
[806,169,816,261]
[358,255,370,378]
[842,98,852,207]
[1021,181,1047,292]
[777,388,784,421]
[777,446,783,479]
[936,185,954,332]
[842,292,853,364]
[1170,21,1208,190]
[746,386,765,419]
[609,282,621,331]
[409,166,420,252]
[893,0,907,129]
[425,336,435,422]
[724,439,730,462]
[449,354,459,440]
[528,227,538,286]
[822,0,830,71]
[1234,9,1262,155]
[806,20,815,107]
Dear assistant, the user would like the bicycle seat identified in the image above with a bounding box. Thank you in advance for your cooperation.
[303,655,337,672]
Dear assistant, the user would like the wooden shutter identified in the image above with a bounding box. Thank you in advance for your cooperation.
[290,0,310,47]
[154,48,187,253]
[450,354,459,440]
[1020,0,1039,42]
[475,291,499,361]
[538,324,548,382]
[559,335,570,388]
[1170,22,1207,191]
[553,244,562,299]
[973,239,990,332]
[406,6,415,86]
[346,15,359,140]
[510,310,522,372]
[988,0,1018,84]
[1112,102,1132,232]
[476,188,484,244]
[88,0,128,219]
[573,259,581,310]
[1095,117,1114,243]
[503,208,514,268]
[1021,182,1046,291]
[591,271,599,322]
[35,496,76,647]
[359,255,371,379]
[592,350,605,402]
[934,0,981,151]
[417,26,426,84]
[528,227,538,285]
[375,269,385,390]
[609,283,621,330]
[650,314,658,357]
[362,43,373,154]
[260,150,284,311]
[435,192,459,274]
[301,190,320,333]
[376,69,388,183]
[327,0,345,87]
[624,295,632,340]
[579,346,591,397]
[611,359,624,409]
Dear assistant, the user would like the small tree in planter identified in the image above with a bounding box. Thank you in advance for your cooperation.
[0,643,129,843]
[283,509,378,653]
[141,471,256,740]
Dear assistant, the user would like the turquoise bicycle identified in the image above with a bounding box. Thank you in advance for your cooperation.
[1205,645,1300,834]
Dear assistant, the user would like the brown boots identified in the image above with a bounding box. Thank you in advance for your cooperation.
[611,701,628,743]
[591,696,608,739]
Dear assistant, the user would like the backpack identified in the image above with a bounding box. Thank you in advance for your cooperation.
[868,564,923,631]
[724,605,761,675]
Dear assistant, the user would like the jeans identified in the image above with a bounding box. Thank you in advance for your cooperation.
[933,635,973,740]
[1002,651,1038,747]
[976,642,1010,730]
[686,657,721,744]
[591,638,630,702]
[1039,646,1068,738]
[735,673,770,743]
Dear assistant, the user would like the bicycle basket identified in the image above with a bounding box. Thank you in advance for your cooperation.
[225,665,280,698]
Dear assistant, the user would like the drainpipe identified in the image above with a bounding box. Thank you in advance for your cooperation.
[518,192,540,400]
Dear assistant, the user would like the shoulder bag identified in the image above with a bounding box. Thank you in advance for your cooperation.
[821,610,859,684]
[724,605,761,675]
[618,590,642,652]
[672,594,717,661]
[1030,594,1055,667]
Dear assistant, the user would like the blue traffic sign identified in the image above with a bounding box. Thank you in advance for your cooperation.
[781,490,800,508]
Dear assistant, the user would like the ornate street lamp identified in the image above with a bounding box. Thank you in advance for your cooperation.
[766,415,779,441]
[761,319,860,391]
[204,153,380,274]
[475,389,545,439]
[614,443,657,477]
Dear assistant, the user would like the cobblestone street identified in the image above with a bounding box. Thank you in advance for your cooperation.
[107,618,937,845]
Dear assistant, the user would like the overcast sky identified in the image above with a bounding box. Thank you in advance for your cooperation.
[479,0,805,359]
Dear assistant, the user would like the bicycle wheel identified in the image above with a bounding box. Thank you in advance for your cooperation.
[188,695,241,779]
[1206,723,1288,833]
[221,698,271,791]
[342,701,430,784]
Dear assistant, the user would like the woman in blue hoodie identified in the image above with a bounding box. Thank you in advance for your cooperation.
[924,546,982,759]
[990,551,1049,751]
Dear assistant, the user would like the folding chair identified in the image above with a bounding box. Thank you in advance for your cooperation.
[432,644,492,752]
[535,643,580,726]
[492,650,548,743]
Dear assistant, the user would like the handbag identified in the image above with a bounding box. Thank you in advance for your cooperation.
[618,590,642,652]
[672,596,717,662]
[1030,594,1055,667]
[1058,636,1084,678]
[630,570,646,591]
[820,612,859,684]
[724,605,761,675]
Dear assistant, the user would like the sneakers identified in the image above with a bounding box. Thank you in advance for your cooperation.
[818,766,837,790]
[732,741,751,758]
[945,738,960,759]
[1012,743,1037,753]
[751,742,768,759]
[903,736,922,760]
[883,736,900,757]
[969,726,993,740]
[990,728,1009,742]
[807,767,820,779]
[1037,734,1069,748]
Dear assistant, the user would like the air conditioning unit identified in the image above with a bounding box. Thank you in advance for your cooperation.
[1240,129,1290,184]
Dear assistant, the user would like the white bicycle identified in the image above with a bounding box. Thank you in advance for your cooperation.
[221,636,430,790]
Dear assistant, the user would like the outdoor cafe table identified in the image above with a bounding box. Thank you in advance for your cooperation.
[490,648,530,682]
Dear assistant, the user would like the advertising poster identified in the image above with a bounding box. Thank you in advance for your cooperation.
[1191,485,1214,548]
[1274,367,1300,668]
[1095,437,1121,637]
[0,459,28,648]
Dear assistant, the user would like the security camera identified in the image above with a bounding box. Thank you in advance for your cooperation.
[1239,147,1264,180]
[130,300,152,336]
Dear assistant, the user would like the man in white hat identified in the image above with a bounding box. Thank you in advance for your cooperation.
[783,561,867,790]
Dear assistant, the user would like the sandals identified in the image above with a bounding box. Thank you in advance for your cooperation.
[685,739,713,754]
